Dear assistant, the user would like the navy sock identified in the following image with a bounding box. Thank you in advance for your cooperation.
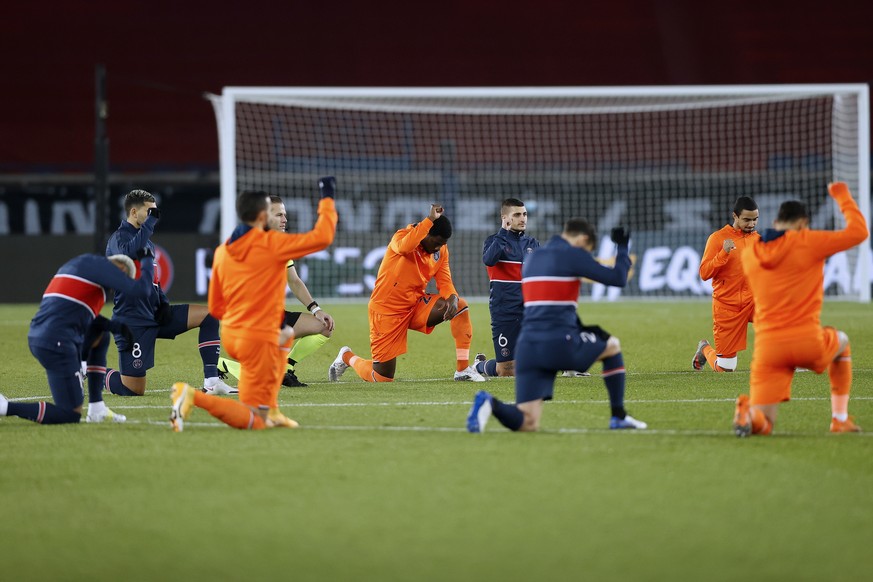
[106,369,141,396]
[475,358,498,377]
[491,396,524,431]
[198,314,221,379]
[7,401,81,424]
[84,332,110,404]
[602,353,627,418]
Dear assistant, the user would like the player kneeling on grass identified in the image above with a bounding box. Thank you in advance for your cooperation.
[217,194,335,389]
[328,204,485,384]
[732,182,868,437]
[467,219,646,432]
[1,252,154,425]
[169,179,337,431]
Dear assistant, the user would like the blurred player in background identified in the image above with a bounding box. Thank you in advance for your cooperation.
[104,189,234,396]
[474,198,539,378]
[169,179,338,431]
[467,219,646,433]
[0,252,152,425]
[693,196,760,372]
[217,195,335,388]
[328,204,485,383]
[733,182,868,437]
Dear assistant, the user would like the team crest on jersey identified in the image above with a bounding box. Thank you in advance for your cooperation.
[132,359,143,369]
[432,250,440,261]
[500,347,510,358]
[525,247,535,254]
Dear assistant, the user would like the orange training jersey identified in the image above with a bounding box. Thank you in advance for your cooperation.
[209,198,337,342]
[742,183,868,339]
[699,225,759,310]
[369,218,458,315]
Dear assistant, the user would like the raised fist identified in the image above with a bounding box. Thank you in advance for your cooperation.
[828,182,850,199]
[147,207,161,220]
[723,239,736,253]
[428,204,445,221]
[610,226,631,246]
[318,176,336,199]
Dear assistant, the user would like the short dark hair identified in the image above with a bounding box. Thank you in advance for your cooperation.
[237,190,269,223]
[733,196,758,217]
[563,218,596,240]
[501,198,525,213]
[429,215,453,239]
[776,200,809,223]
[124,189,156,213]
[268,195,283,204]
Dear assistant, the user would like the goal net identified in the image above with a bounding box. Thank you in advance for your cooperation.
[209,86,870,302]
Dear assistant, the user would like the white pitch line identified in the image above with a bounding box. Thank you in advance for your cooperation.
[122,418,873,437]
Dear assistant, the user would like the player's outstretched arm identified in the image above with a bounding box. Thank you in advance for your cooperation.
[272,178,338,261]
[806,182,870,258]
[389,204,442,255]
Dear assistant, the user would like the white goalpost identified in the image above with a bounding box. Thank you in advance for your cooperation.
[209,85,870,302]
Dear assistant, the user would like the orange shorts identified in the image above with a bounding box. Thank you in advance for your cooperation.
[369,294,438,362]
[222,330,287,408]
[749,326,841,405]
[712,301,754,356]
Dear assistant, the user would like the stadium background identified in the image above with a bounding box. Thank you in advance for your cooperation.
[1,0,872,301]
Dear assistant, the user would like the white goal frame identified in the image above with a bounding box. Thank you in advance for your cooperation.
[211,84,870,302]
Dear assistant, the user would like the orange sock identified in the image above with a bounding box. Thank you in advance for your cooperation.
[751,408,772,435]
[703,344,719,371]
[829,342,852,417]
[346,352,394,382]
[193,392,266,430]
[450,299,472,371]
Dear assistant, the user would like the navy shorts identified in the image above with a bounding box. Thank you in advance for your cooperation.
[29,340,84,411]
[514,328,609,404]
[115,305,190,377]
[491,319,522,363]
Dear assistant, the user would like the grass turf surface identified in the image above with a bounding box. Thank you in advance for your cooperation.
[1,301,872,581]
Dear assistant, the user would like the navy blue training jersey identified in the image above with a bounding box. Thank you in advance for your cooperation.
[106,217,168,326]
[28,254,154,348]
[521,235,630,333]
[483,228,540,323]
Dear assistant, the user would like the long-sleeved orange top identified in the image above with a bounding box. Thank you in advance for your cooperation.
[699,225,760,310]
[369,218,458,315]
[742,184,868,340]
[209,198,337,343]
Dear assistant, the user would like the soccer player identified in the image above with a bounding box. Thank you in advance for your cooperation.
[104,189,234,396]
[217,195,336,387]
[169,179,338,431]
[474,198,539,378]
[733,182,868,437]
[693,196,760,372]
[0,252,154,425]
[466,219,647,432]
[328,204,485,383]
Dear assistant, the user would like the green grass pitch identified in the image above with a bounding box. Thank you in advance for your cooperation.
[1,300,872,581]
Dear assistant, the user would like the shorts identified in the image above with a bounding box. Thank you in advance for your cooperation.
[712,302,754,355]
[749,326,841,405]
[284,311,302,327]
[514,326,609,404]
[369,294,438,362]
[115,304,190,377]
[222,330,286,408]
[491,319,522,363]
[29,340,84,411]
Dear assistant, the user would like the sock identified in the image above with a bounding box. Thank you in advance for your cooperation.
[601,353,626,417]
[287,334,330,368]
[829,343,852,415]
[219,357,241,379]
[450,299,472,371]
[105,369,141,396]
[702,344,724,372]
[475,358,498,377]
[7,401,81,424]
[345,351,394,382]
[193,391,266,430]
[198,314,221,379]
[85,332,110,404]
[491,396,524,431]
[751,408,773,435]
